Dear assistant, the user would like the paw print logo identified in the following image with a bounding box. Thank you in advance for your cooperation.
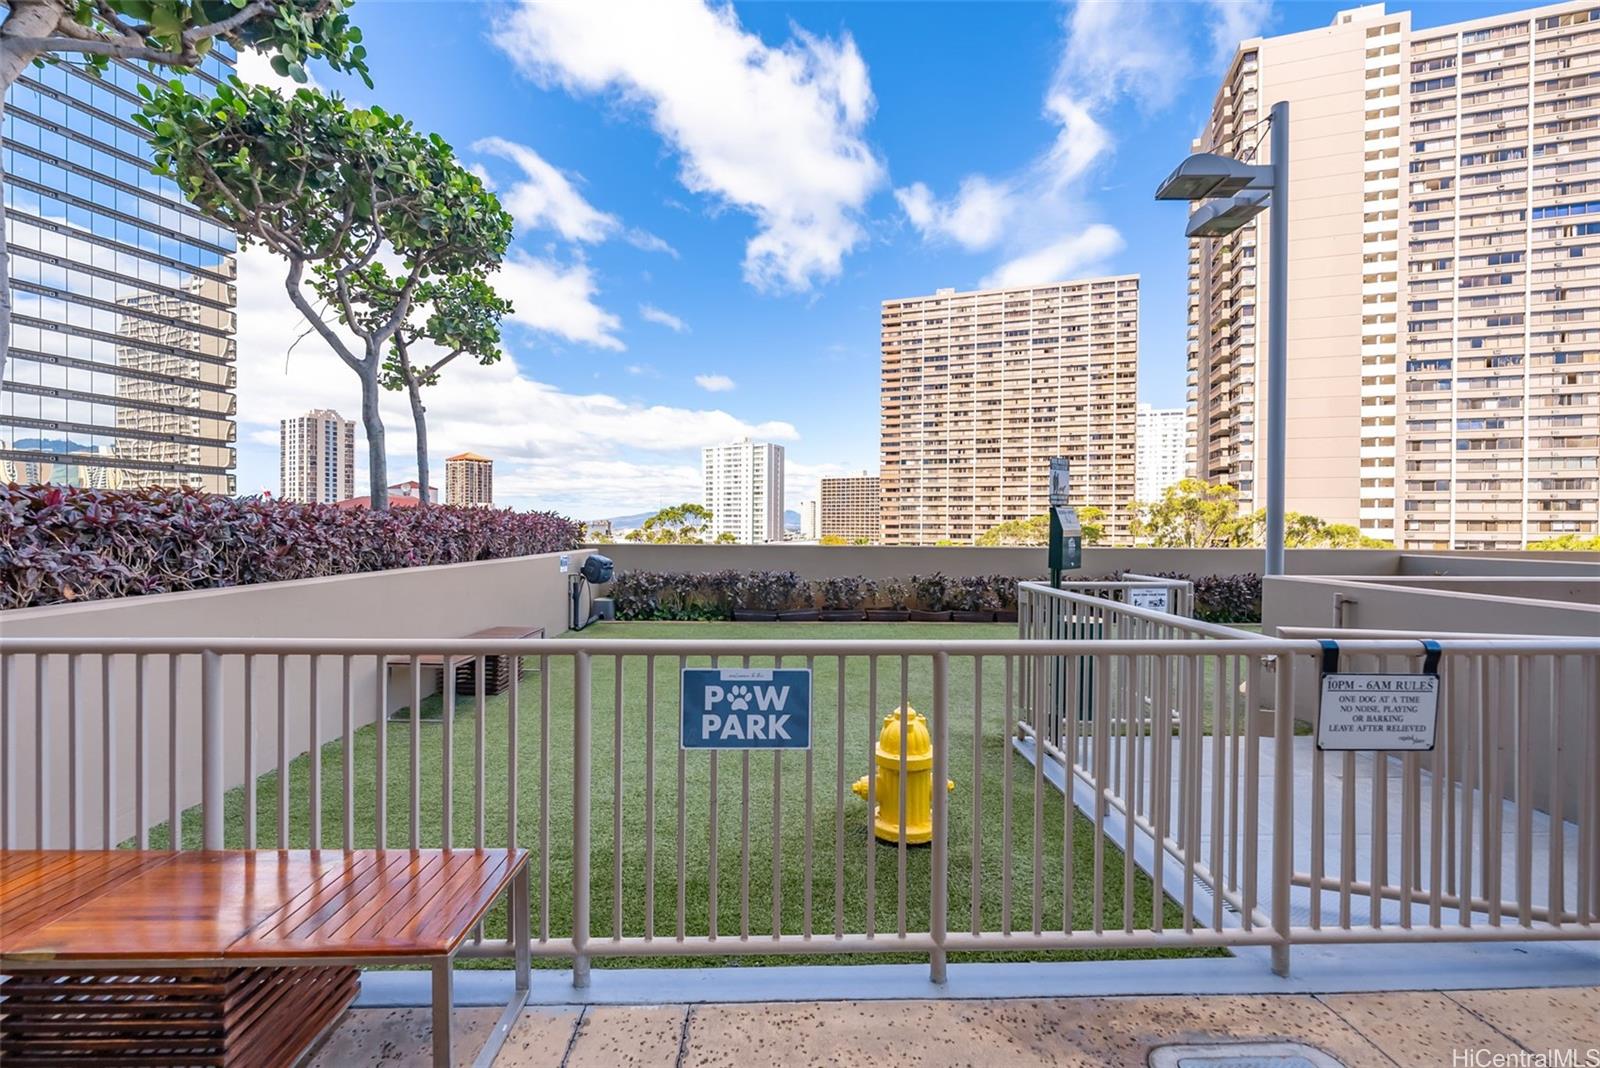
[727,685,752,712]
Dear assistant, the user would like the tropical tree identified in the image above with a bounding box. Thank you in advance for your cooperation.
[138,80,513,509]
[1282,513,1389,549]
[0,0,370,379]
[1129,479,1255,548]
[623,503,714,544]
[1132,479,1391,548]
[1528,533,1600,551]
[976,507,1105,547]
[319,265,512,506]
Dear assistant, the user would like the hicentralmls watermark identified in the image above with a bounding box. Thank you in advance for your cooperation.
[1452,1050,1600,1067]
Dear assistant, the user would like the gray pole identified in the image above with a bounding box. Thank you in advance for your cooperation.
[1264,100,1289,577]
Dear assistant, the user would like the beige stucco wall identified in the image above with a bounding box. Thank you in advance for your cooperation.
[1259,16,1374,529]
[1264,573,1598,816]
[1,551,584,849]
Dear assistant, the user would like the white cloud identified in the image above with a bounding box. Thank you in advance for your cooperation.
[493,0,884,292]
[1208,0,1274,62]
[895,0,1266,286]
[639,303,689,333]
[496,251,625,351]
[981,224,1125,289]
[624,229,678,256]
[231,245,797,514]
[473,136,619,243]
[694,373,735,392]
[232,48,324,93]
[894,177,1014,251]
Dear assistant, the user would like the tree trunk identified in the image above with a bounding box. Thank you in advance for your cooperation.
[358,366,389,512]
[0,4,63,384]
[406,377,430,506]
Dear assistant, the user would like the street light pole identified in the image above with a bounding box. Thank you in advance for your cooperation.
[1264,99,1289,578]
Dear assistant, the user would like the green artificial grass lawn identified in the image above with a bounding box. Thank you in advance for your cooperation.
[152,621,1226,968]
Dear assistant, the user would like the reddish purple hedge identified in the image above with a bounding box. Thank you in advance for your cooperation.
[1,485,582,610]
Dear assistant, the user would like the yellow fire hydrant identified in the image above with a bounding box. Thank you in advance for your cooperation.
[852,706,955,845]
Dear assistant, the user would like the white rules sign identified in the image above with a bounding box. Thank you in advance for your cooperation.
[1316,673,1440,752]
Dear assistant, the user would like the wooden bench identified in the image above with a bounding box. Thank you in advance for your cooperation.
[0,849,531,1067]
[387,626,545,700]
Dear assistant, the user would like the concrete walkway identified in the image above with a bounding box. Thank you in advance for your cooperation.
[312,987,1599,1066]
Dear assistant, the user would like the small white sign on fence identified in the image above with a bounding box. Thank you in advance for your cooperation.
[1127,587,1170,614]
[1316,673,1439,751]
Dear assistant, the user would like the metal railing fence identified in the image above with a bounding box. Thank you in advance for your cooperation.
[2,632,1595,984]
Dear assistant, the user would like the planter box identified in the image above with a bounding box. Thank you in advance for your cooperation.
[865,609,910,622]
[995,608,1019,623]
[732,608,779,622]
[952,610,997,623]
[908,610,952,622]
[778,609,822,622]
[819,609,866,622]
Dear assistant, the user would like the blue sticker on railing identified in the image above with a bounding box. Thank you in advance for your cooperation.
[680,668,812,750]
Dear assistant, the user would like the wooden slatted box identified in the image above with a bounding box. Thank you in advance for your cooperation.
[0,965,357,1067]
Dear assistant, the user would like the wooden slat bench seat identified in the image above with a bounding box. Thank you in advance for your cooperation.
[0,849,531,1067]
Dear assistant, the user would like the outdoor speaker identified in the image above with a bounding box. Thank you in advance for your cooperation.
[581,554,613,584]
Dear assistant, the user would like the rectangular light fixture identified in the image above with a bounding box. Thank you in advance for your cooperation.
[1185,193,1269,238]
[1156,153,1273,201]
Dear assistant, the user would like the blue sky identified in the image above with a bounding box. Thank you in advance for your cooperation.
[231,0,1540,519]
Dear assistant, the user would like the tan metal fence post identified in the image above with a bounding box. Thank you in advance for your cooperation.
[1271,652,1295,976]
[930,651,949,983]
[201,650,224,850]
[573,651,592,988]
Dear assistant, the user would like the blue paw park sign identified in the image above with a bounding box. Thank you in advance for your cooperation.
[680,668,812,750]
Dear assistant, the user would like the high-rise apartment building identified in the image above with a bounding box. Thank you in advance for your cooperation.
[702,438,785,544]
[1136,405,1187,503]
[819,473,880,542]
[1,46,239,493]
[1189,1,1600,549]
[445,452,494,507]
[280,409,355,504]
[880,278,1139,545]
[798,499,818,540]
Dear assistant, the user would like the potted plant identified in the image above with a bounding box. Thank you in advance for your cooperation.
[908,572,952,622]
[772,570,819,621]
[992,574,1019,623]
[866,577,911,622]
[731,570,780,621]
[817,575,867,621]
[950,574,1000,623]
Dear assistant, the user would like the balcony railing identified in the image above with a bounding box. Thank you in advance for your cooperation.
[2,610,1595,981]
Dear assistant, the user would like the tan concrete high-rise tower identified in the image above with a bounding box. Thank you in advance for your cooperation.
[445,452,494,507]
[1189,1,1600,549]
[880,277,1139,545]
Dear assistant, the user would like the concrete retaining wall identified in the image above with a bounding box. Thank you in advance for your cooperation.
[1,551,585,848]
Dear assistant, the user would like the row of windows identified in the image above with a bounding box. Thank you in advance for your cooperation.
[8,219,232,305]
[4,148,236,254]
[8,252,232,333]
[6,184,233,274]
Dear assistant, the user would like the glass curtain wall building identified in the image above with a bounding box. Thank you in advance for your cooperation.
[2,45,239,493]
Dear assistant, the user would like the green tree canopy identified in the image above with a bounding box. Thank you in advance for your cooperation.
[138,80,513,508]
[339,266,513,506]
[1130,479,1389,548]
[0,0,371,381]
[623,504,714,544]
[1129,479,1254,547]
[1528,533,1600,551]
[975,507,1105,547]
